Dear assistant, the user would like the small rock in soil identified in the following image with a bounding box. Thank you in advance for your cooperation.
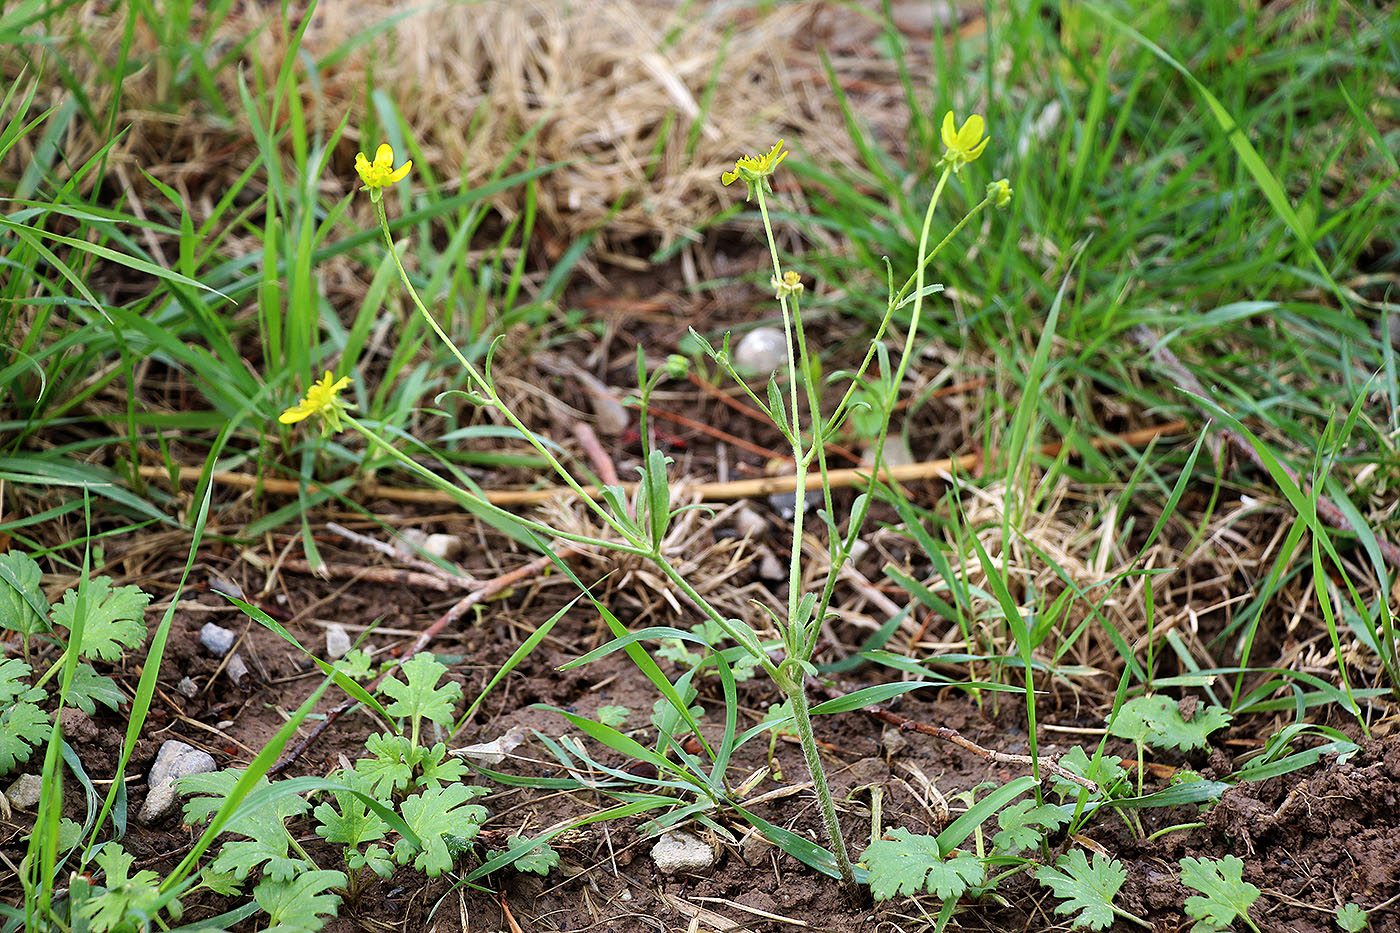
[423,533,463,560]
[198,623,236,656]
[733,326,787,377]
[324,623,352,660]
[400,528,463,559]
[767,488,823,521]
[6,774,43,810]
[59,707,99,743]
[733,504,769,538]
[757,549,785,581]
[139,739,216,824]
[651,830,716,874]
[739,828,772,865]
[177,676,199,698]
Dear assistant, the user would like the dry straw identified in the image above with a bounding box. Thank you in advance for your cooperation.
[20,0,936,249]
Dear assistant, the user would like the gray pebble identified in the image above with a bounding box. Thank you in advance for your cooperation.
[5,773,43,810]
[177,676,199,698]
[198,623,235,657]
[733,505,769,539]
[139,740,216,824]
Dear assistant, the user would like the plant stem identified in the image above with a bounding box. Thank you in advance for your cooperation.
[780,664,857,889]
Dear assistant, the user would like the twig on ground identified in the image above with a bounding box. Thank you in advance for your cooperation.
[268,546,582,775]
[326,520,476,583]
[572,422,621,487]
[1131,326,1400,570]
[140,419,1189,508]
[808,681,1100,793]
[277,558,468,592]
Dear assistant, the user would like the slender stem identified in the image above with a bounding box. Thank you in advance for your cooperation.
[373,200,641,548]
[345,415,641,555]
[780,663,857,889]
[754,190,808,660]
[754,187,859,890]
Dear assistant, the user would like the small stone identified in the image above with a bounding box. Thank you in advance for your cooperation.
[739,828,772,865]
[767,489,822,521]
[6,774,43,810]
[198,623,235,657]
[177,677,199,698]
[650,830,716,874]
[733,327,787,377]
[225,652,251,689]
[139,740,216,824]
[757,549,785,582]
[324,624,352,660]
[422,534,463,560]
[881,725,910,759]
[846,538,870,565]
[59,707,98,743]
[733,505,769,539]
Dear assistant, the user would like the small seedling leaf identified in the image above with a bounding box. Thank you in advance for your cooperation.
[861,828,985,901]
[0,701,48,776]
[52,577,150,662]
[396,783,489,876]
[0,551,49,634]
[596,705,630,728]
[1180,855,1260,932]
[1336,903,1368,932]
[67,663,125,714]
[1110,695,1230,752]
[1033,850,1126,930]
[254,869,346,933]
[380,653,463,729]
[992,799,1067,855]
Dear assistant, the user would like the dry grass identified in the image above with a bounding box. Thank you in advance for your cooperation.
[16,0,944,250]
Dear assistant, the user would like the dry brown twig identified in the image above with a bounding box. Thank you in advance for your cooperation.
[138,419,1190,508]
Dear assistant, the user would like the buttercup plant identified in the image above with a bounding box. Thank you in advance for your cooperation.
[303,115,1011,891]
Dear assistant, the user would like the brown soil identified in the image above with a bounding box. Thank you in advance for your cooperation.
[17,510,1398,933]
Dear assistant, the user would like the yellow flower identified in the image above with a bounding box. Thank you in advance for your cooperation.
[355,143,412,194]
[986,178,1013,208]
[721,140,789,201]
[772,268,804,299]
[938,111,989,173]
[280,371,352,433]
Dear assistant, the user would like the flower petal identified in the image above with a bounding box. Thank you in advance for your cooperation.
[941,111,958,149]
[374,144,394,170]
[387,161,412,185]
[957,114,985,149]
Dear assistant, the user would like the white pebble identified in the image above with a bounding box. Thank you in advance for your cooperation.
[651,830,716,874]
[733,327,788,377]
[176,677,199,698]
[139,740,216,823]
[325,624,352,660]
[198,623,235,657]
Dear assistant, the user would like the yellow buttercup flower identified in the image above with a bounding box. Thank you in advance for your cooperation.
[772,268,804,299]
[722,140,789,201]
[280,371,352,433]
[938,111,989,173]
[986,178,1013,208]
[355,143,412,197]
